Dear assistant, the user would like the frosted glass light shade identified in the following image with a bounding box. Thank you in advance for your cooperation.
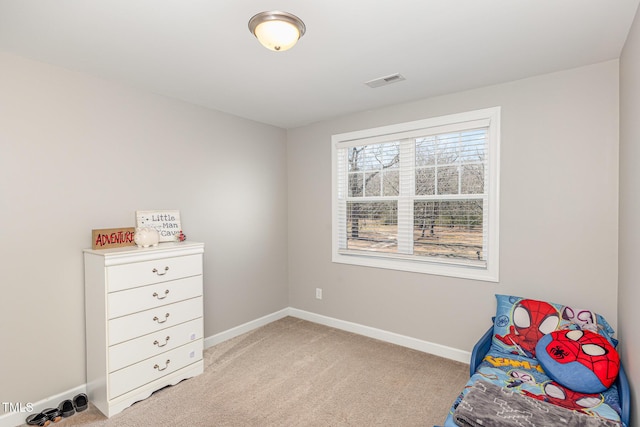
[254,20,299,51]
[249,11,306,52]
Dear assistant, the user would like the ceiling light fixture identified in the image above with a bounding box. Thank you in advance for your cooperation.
[248,11,306,52]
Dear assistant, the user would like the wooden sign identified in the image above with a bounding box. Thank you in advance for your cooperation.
[135,210,182,242]
[92,227,136,250]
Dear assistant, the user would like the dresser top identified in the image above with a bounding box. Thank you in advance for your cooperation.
[84,241,204,257]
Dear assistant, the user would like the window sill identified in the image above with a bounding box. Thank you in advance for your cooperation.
[332,251,499,282]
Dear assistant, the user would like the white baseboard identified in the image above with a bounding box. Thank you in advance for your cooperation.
[288,308,471,364]
[202,307,470,365]
[203,308,290,348]
[0,384,87,427]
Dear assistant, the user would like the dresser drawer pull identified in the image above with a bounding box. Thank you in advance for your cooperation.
[153,313,170,323]
[152,289,170,300]
[153,336,171,347]
[153,359,171,372]
[152,266,170,276]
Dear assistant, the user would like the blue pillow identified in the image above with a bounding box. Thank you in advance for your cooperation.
[536,329,619,393]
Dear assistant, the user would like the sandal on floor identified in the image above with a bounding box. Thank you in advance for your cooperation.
[42,408,62,423]
[25,412,50,427]
[73,393,88,412]
[26,407,62,426]
[57,399,75,417]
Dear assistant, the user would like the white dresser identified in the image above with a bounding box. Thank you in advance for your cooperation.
[83,241,205,417]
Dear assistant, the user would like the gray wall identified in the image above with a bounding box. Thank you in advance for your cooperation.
[0,52,289,409]
[620,5,640,426]
[288,60,620,352]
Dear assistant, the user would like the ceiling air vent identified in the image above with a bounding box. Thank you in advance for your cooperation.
[365,73,406,88]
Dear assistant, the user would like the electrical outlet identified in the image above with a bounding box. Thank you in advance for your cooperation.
[315,288,322,300]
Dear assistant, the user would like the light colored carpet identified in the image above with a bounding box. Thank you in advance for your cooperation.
[24,317,469,426]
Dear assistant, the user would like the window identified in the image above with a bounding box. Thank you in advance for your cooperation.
[332,107,500,282]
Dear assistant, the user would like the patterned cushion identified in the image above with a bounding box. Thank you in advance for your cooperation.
[492,294,615,358]
[536,329,620,393]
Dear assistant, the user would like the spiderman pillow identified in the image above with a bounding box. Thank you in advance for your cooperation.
[536,329,620,393]
[492,294,616,358]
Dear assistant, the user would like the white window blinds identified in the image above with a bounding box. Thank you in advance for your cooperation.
[332,108,500,281]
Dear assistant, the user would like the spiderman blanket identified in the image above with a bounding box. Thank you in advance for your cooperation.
[453,380,621,427]
[446,349,622,426]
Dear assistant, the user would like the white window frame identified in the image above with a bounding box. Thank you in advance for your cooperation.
[331,107,500,282]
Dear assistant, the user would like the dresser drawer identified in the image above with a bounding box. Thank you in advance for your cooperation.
[109,297,202,345]
[109,318,203,372]
[109,339,203,399]
[106,254,202,292]
[108,275,202,319]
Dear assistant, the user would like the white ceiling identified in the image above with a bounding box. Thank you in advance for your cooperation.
[1,1,638,129]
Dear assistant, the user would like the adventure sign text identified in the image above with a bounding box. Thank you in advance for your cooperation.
[92,227,136,250]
